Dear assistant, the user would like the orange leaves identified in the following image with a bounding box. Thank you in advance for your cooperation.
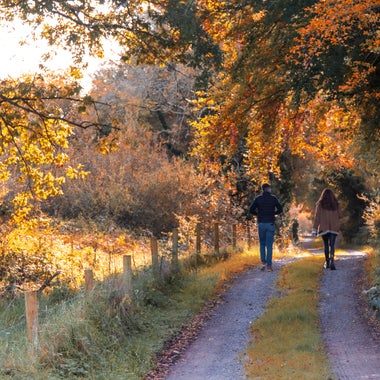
[339,65,376,93]
[287,0,379,173]
[292,97,358,168]
[291,0,379,70]
[243,92,359,177]
[299,0,377,44]
[181,0,377,181]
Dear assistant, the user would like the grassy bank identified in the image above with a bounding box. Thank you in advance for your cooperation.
[245,256,334,379]
[0,247,263,379]
[365,247,380,285]
[364,246,380,319]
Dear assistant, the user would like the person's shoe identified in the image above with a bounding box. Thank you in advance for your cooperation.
[260,265,266,271]
[324,259,330,269]
[267,265,273,272]
[330,260,336,270]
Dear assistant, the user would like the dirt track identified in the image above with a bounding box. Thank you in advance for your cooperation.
[319,250,380,379]
[165,258,294,380]
[163,244,380,379]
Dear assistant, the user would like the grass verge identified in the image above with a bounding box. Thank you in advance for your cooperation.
[364,246,380,285]
[0,247,263,379]
[245,256,334,380]
[363,246,380,320]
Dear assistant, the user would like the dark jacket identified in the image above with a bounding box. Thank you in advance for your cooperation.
[249,191,283,223]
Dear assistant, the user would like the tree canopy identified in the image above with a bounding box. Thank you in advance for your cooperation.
[190,0,379,179]
[0,0,378,222]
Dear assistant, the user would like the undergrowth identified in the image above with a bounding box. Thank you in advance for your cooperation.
[245,256,334,380]
[363,246,380,319]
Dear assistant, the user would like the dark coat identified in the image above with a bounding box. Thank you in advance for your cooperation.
[249,191,283,223]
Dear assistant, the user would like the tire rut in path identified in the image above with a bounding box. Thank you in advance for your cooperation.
[319,251,380,380]
[165,258,293,380]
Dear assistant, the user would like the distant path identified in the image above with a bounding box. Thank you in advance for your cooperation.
[165,258,294,380]
[304,239,380,379]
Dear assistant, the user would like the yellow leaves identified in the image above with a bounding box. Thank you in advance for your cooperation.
[11,193,33,226]
[69,66,83,80]
[4,154,19,166]
[96,137,119,154]
[172,29,181,43]
[31,172,62,199]
[191,0,374,183]
[54,153,69,167]
[95,48,104,59]
[245,117,283,179]
[251,10,266,22]
[66,165,89,180]
[54,122,72,148]
[12,193,29,208]
[0,76,87,223]
[0,163,10,181]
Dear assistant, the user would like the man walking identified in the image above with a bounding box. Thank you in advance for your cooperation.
[249,183,283,271]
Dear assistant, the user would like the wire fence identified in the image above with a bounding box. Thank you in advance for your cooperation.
[0,221,257,365]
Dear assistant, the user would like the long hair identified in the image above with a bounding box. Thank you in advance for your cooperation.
[317,188,339,211]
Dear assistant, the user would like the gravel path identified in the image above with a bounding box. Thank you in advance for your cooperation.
[165,258,293,380]
[319,250,380,380]
[164,242,380,380]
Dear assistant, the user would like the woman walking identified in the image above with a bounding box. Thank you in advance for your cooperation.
[312,188,341,270]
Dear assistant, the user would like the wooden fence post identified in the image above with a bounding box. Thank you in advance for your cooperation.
[25,291,38,352]
[151,237,159,278]
[123,255,133,296]
[171,228,179,273]
[214,222,220,255]
[84,269,94,292]
[232,224,237,251]
[196,223,202,257]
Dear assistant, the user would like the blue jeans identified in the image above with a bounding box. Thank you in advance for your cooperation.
[258,223,275,266]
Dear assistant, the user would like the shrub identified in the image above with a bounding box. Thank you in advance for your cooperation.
[42,127,211,234]
[0,226,57,297]
[362,192,380,245]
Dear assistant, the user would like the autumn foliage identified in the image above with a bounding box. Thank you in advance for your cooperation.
[192,0,379,178]
[0,0,377,289]
[0,1,378,378]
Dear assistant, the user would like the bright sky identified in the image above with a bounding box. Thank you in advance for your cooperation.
[0,18,120,92]
[0,21,68,75]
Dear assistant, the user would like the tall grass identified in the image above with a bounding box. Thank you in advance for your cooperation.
[365,247,380,285]
[363,246,380,319]
[245,257,334,379]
